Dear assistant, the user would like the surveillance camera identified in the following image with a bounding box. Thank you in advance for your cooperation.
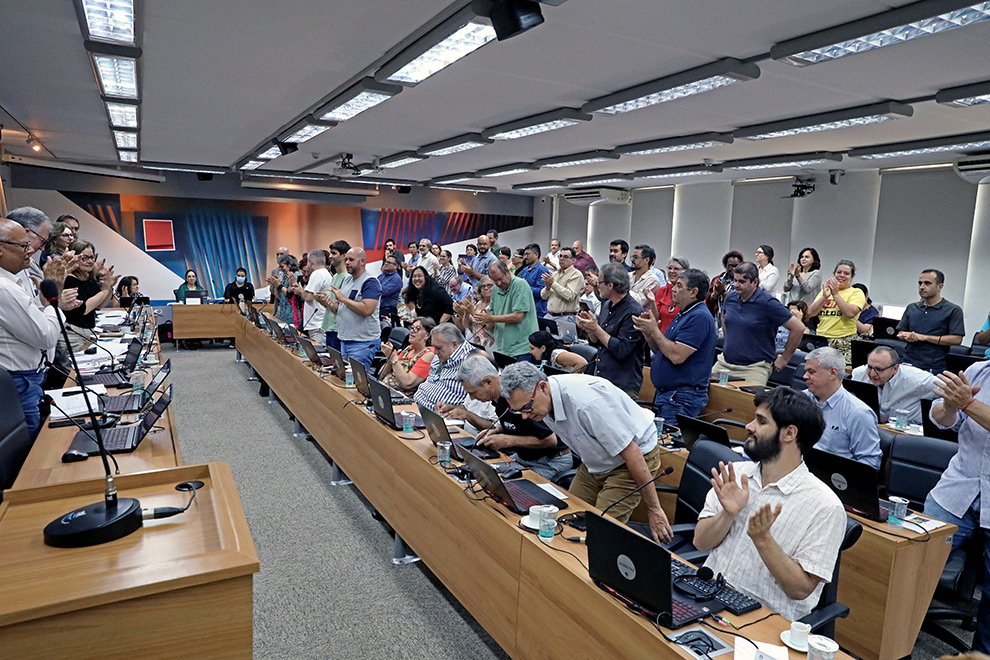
[311,152,321,160]
[829,169,845,185]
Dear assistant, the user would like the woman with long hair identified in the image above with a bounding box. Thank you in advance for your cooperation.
[273,254,303,327]
[403,265,453,325]
[437,250,457,295]
[755,244,779,293]
[62,239,118,352]
[783,247,822,307]
[528,330,588,373]
[378,317,436,394]
[176,269,205,303]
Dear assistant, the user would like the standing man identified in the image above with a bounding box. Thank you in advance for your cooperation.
[475,260,538,361]
[460,234,496,286]
[923,362,990,653]
[609,239,633,273]
[417,238,441,278]
[577,262,646,398]
[541,238,562,272]
[378,254,402,325]
[519,243,549,317]
[629,244,661,308]
[714,262,804,386]
[314,240,350,351]
[850,345,934,424]
[693,387,846,622]
[572,240,597,274]
[6,207,52,298]
[268,246,290,303]
[290,249,333,345]
[633,268,717,419]
[540,247,583,325]
[487,229,501,255]
[500,362,672,544]
[896,269,965,373]
[324,247,381,369]
[802,347,882,469]
[706,250,744,326]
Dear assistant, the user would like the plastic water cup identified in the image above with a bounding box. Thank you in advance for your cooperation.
[718,369,730,386]
[654,417,666,440]
[538,505,558,542]
[128,371,145,397]
[402,412,415,434]
[807,635,839,660]
[889,496,909,519]
[437,440,452,466]
[894,409,910,429]
[345,367,354,387]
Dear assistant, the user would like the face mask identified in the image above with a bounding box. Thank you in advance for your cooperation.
[236,275,246,284]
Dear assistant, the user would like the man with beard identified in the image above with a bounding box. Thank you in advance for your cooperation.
[693,387,846,623]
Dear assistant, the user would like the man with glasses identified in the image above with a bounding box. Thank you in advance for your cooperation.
[851,345,934,424]
[540,247,583,326]
[5,206,52,299]
[500,361,673,544]
[414,323,472,410]
[629,244,661,308]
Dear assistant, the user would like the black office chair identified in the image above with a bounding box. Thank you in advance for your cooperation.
[790,362,807,390]
[874,338,908,360]
[797,517,863,637]
[173,288,181,303]
[920,398,958,443]
[569,343,599,374]
[0,369,34,501]
[949,344,972,356]
[969,332,988,357]
[768,349,806,388]
[385,327,410,350]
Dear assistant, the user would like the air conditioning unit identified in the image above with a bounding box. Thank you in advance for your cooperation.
[562,188,631,206]
[954,155,990,184]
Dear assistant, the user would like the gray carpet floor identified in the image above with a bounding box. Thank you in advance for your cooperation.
[167,343,973,660]
[168,343,510,660]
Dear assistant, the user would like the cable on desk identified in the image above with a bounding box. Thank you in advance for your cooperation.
[702,617,759,651]
[542,540,589,573]
[717,611,778,631]
[859,518,930,542]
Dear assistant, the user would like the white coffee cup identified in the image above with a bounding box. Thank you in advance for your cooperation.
[790,620,811,648]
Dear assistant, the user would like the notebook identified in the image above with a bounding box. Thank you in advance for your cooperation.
[367,376,424,430]
[675,414,732,450]
[67,386,173,456]
[418,404,500,461]
[459,449,568,515]
[805,448,883,521]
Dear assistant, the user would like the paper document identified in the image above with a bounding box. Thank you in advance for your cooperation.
[48,385,107,419]
[900,514,947,532]
[734,640,788,660]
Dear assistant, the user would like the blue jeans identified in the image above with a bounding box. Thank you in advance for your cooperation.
[513,451,573,482]
[341,339,380,371]
[326,331,340,351]
[924,493,990,652]
[653,387,708,422]
[10,369,46,440]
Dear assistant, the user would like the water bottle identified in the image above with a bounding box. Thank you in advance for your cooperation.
[345,366,354,387]
[238,293,246,315]
[129,371,145,397]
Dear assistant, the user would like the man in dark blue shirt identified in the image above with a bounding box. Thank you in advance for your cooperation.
[896,269,966,373]
[377,254,402,325]
[633,268,717,419]
[714,262,805,386]
[518,243,549,316]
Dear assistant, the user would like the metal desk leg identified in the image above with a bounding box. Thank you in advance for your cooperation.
[392,535,420,565]
[293,419,311,438]
[330,463,352,486]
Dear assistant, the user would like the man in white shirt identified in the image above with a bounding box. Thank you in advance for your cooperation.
[0,219,70,438]
[290,249,334,345]
[416,238,440,278]
[629,244,661,307]
[541,238,561,272]
[694,386,846,622]
[540,247,584,325]
[850,345,934,424]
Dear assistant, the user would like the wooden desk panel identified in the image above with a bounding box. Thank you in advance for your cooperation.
[173,304,270,340]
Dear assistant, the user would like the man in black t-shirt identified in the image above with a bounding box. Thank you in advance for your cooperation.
[437,354,573,481]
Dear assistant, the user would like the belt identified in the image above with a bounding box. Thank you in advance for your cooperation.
[549,312,577,317]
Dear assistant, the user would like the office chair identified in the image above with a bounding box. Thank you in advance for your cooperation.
[874,338,907,359]
[173,288,181,303]
[969,332,988,357]
[949,344,972,356]
[920,398,958,443]
[385,327,410,350]
[768,349,806,388]
[884,433,974,652]
[0,369,33,501]
[797,517,863,637]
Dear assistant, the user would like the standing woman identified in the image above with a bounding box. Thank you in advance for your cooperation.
[403,265,454,325]
[62,240,119,353]
[453,276,495,351]
[437,250,457,296]
[783,247,822,306]
[652,256,689,333]
[176,269,206,303]
[272,254,303,327]
[755,245,779,293]
[459,244,477,283]
[806,260,866,362]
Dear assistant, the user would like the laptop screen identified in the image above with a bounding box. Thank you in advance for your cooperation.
[349,358,372,397]
[141,386,172,432]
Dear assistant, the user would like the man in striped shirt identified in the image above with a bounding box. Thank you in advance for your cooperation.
[414,323,471,410]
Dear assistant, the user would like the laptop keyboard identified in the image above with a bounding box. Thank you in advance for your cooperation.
[97,426,139,451]
[103,395,139,413]
[85,371,127,386]
[671,599,710,626]
[505,482,543,511]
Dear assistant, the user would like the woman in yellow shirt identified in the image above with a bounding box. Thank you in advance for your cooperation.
[806,260,865,363]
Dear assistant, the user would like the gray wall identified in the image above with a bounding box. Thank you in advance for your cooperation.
[630,187,675,265]
[730,180,794,272]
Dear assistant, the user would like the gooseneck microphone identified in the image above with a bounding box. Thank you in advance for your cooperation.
[600,465,674,518]
[695,408,732,420]
[40,279,143,548]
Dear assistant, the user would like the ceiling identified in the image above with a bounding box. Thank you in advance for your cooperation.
[2,0,990,195]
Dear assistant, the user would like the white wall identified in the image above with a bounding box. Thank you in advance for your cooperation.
[730,180,794,272]
[630,187,675,265]
[963,181,990,337]
[671,181,733,277]
[587,201,632,268]
[554,199,590,252]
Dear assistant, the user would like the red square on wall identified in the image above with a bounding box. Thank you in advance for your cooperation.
[143,219,175,251]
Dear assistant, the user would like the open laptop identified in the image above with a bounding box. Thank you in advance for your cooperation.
[66,386,173,456]
[493,352,517,369]
[247,305,265,330]
[325,347,347,381]
[80,340,143,386]
[675,414,732,450]
[350,358,411,403]
[367,376,425,430]
[586,512,723,629]
[873,317,900,339]
[418,404,500,461]
[298,336,335,368]
[850,339,874,369]
[183,290,208,304]
[459,449,567,515]
[798,334,830,353]
[843,378,881,418]
[946,352,983,375]
[805,448,884,521]
[262,315,287,342]
[102,359,171,414]
[556,319,578,339]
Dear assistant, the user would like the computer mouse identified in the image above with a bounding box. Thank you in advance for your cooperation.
[84,346,98,355]
[61,449,89,463]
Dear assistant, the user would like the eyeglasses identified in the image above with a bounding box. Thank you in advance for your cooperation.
[0,240,32,251]
[410,324,423,333]
[78,254,96,262]
[479,283,494,289]
[866,364,895,373]
[510,382,542,414]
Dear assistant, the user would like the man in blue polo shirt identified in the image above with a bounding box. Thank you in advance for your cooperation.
[518,243,548,316]
[633,268,716,419]
[714,262,805,385]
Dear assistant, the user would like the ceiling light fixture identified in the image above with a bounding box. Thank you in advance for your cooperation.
[418,133,493,157]
[143,163,229,175]
[118,149,138,162]
[112,130,138,149]
[737,102,913,140]
[77,0,136,46]
[105,101,139,128]
[616,132,734,156]
[582,59,760,116]
[243,172,330,181]
[535,150,620,169]
[239,160,265,171]
[477,163,538,177]
[880,163,954,173]
[378,151,428,169]
[315,78,403,122]
[429,184,496,193]
[26,136,42,153]
[631,164,722,180]
[726,152,843,171]
[849,130,990,159]
[565,173,634,187]
[91,54,139,98]
[511,181,566,191]
[482,108,591,141]
[430,172,478,184]
[936,80,990,107]
[771,0,990,66]
[353,177,420,187]
[279,116,337,144]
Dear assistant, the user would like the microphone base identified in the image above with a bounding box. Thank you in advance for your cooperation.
[43,498,143,548]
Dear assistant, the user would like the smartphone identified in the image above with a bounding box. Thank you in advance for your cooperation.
[579,301,591,314]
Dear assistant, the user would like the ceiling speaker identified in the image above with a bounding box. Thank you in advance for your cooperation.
[489,0,544,41]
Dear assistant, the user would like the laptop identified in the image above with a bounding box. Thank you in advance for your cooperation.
[556,319,578,339]
[805,448,884,521]
[873,317,900,339]
[586,512,722,629]
[538,317,558,335]
[184,290,208,304]
[459,449,568,515]
[284,323,303,345]
[67,386,173,455]
[119,295,150,309]
[850,339,874,369]
[367,376,425,430]
[351,358,411,403]
[80,340,143,386]
[418,404,500,461]
[325,347,347,381]
[798,334,830,353]
[675,414,732,450]
[843,378,881,418]
[262,315,286,342]
[247,305,265,329]
[542,364,568,377]
[493,352,518,369]
[102,359,171,413]
[298,336,335,368]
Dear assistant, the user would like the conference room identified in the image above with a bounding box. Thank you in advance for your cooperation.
[2,1,990,658]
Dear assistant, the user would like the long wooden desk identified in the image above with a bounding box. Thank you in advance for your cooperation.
[172,303,271,340]
[236,315,837,660]
[0,462,259,660]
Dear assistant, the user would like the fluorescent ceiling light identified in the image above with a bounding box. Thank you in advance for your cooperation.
[379,151,428,169]
[383,21,496,85]
[240,180,379,197]
[771,0,990,66]
[112,130,137,149]
[431,172,477,184]
[257,146,283,160]
[353,177,419,187]
[727,152,842,171]
[565,174,633,186]
[511,181,566,191]
[849,131,990,159]
[118,150,138,162]
[880,163,954,173]
[316,78,402,122]
[582,59,760,115]
[283,123,333,143]
[92,54,138,98]
[477,163,538,177]
[106,101,138,128]
[2,153,163,182]
[429,184,496,193]
[936,80,990,107]
[732,176,795,185]
[632,165,722,180]
[535,150,619,169]
[616,132,734,156]
[80,0,136,45]
[244,172,330,181]
[738,102,913,140]
[418,133,492,157]
[482,108,591,141]
[239,160,265,170]
[144,164,229,175]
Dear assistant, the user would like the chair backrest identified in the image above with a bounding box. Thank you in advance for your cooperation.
[920,398,959,443]
[874,338,907,359]
[386,326,410,350]
[810,516,863,636]
[949,344,971,356]
[673,440,746,525]
[885,434,959,511]
[769,348,806,387]
[0,369,33,498]
[173,288,181,302]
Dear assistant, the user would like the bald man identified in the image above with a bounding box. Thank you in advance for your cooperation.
[324,247,381,369]
[572,240,597,274]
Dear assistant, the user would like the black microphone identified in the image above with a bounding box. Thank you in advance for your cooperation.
[695,408,732,419]
[600,465,675,518]
[39,279,143,548]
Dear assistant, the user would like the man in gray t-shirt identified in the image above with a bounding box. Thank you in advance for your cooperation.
[325,247,381,370]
